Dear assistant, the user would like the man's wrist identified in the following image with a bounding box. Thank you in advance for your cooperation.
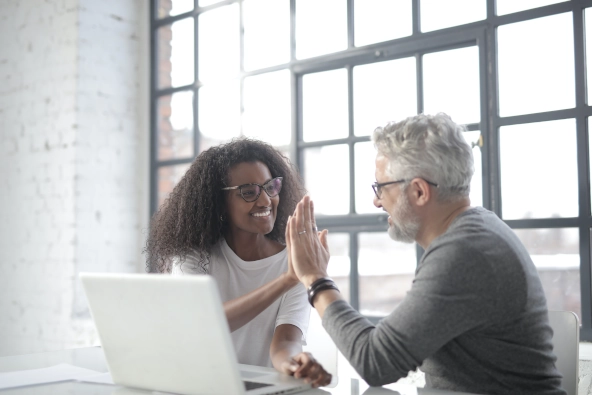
[301,273,327,289]
[306,277,340,307]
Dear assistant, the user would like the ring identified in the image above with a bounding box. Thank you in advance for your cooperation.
[312,226,318,232]
[298,230,307,235]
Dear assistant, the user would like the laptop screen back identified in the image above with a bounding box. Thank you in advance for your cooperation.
[80,273,246,395]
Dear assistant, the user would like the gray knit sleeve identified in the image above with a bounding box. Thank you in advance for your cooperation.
[321,241,498,387]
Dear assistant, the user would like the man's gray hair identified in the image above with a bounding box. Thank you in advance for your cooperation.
[372,113,474,202]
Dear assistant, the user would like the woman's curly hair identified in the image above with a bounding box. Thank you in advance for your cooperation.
[145,137,306,273]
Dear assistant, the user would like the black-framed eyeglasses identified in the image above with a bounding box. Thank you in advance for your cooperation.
[222,177,283,202]
[372,179,439,199]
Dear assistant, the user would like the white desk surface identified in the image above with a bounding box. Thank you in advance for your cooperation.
[0,347,480,395]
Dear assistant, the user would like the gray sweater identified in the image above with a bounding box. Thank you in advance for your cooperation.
[323,207,565,394]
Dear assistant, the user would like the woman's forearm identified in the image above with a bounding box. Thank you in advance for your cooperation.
[269,324,303,372]
[270,340,302,372]
[224,273,299,332]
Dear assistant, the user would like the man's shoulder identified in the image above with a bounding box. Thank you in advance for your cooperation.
[421,206,530,281]
[435,207,510,247]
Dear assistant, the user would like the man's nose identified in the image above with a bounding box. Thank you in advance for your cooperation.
[373,194,381,208]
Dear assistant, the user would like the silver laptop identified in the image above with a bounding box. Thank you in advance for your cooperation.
[80,272,312,395]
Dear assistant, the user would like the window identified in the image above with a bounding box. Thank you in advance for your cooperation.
[151,0,592,340]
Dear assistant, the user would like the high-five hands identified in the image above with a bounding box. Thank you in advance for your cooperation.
[286,196,331,288]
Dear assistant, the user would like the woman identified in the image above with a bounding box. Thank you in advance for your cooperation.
[145,138,331,387]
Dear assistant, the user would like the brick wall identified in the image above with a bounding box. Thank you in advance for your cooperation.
[0,0,148,356]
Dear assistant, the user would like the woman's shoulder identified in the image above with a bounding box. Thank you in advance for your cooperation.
[171,248,212,275]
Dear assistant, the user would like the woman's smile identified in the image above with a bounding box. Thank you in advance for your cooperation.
[251,210,271,218]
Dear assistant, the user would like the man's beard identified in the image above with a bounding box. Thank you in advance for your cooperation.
[387,193,420,243]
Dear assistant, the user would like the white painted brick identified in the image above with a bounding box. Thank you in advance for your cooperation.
[0,0,149,357]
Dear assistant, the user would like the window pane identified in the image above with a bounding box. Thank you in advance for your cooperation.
[198,4,239,82]
[513,228,580,320]
[354,0,412,47]
[355,142,379,214]
[326,233,351,303]
[498,13,575,117]
[353,57,417,137]
[302,69,348,142]
[244,0,290,70]
[158,163,191,208]
[586,9,592,104]
[358,232,416,316]
[296,0,347,59]
[589,118,592,212]
[303,145,349,215]
[157,0,193,19]
[243,70,291,146]
[198,0,224,7]
[497,0,567,16]
[421,0,486,32]
[157,18,194,89]
[500,119,577,219]
[198,81,240,151]
[423,46,480,125]
[463,131,483,207]
[157,91,194,161]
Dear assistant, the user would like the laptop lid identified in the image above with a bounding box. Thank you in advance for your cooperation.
[80,273,310,395]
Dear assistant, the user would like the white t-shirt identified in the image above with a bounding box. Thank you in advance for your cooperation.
[171,239,310,367]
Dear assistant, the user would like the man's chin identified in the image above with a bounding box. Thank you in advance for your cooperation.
[388,224,416,244]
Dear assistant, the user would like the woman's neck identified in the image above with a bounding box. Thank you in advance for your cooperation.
[224,231,284,261]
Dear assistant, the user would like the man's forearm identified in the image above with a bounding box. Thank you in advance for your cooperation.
[310,288,343,318]
[322,300,417,387]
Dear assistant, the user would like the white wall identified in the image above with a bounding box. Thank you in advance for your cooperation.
[0,0,149,356]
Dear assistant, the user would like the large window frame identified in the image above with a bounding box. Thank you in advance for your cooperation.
[150,0,592,340]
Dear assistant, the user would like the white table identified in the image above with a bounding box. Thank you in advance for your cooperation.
[0,347,480,395]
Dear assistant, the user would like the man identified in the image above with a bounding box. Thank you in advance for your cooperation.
[286,113,565,394]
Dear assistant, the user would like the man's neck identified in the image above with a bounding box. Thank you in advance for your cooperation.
[415,198,471,249]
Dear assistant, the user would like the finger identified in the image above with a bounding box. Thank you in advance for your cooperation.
[293,200,305,235]
[319,229,329,251]
[303,367,320,385]
[288,211,299,248]
[281,359,299,375]
[309,198,316,232]
[290,353,305,378]
[302,196,312,231]
[305,364,324,387]
[305,363,320,378]
[293,353,314,379]
[285,215,292,258]
[308,198,318,233]
[312,372,331,388]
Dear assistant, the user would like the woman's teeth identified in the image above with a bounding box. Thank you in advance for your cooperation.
[252,211,270,217]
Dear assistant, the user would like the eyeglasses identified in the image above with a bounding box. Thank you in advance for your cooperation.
[372,179,439,198]
[222,177,283,202]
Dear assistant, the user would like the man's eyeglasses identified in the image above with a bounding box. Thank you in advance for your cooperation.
[222,177,283,202]
[372,179,439,199]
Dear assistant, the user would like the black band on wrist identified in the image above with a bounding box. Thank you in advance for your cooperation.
[307,277,332,291]
[307,278,340,307]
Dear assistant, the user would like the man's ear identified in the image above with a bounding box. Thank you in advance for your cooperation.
[409,178,432,207]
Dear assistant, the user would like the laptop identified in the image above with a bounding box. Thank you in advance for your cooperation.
[80,272,312,395]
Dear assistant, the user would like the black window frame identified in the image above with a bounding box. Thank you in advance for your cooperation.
[150,0,592,340]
